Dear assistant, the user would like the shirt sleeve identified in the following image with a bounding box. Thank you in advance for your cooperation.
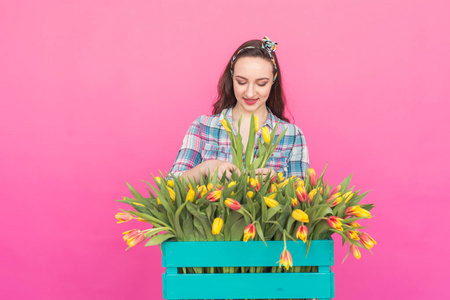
[169,116,204,178]
[286,126,309,180]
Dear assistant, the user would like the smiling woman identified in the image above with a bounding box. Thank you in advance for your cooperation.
[169,36,309,183]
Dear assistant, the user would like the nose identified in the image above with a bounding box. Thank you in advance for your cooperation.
[245,83,256,98]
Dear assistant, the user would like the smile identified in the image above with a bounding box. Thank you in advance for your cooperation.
[244,98,258,105]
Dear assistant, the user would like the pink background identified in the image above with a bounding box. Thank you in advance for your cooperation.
[1,1,449,299]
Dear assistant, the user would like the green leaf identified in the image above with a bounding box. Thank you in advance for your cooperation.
[174,202,188,241]
[230,217,246,241]
[145,233,175,246]
[254,221,267,245]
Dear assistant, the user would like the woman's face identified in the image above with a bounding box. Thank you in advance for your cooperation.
[232,56,274,115]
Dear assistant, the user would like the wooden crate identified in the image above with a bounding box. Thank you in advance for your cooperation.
[161,240,334,300]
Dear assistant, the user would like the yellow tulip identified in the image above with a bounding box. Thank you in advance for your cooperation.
[212,217,224,235]
[167,187,176,203]
[185,188,195,202]
[254,115,259,132]
[221,119,233,132]
[262,126,271,144]
[264,197,279,208]
[228,181,237,188]
[292,209,309,223]
[247,191,254,199]
[308,189,318,201]
[167,180,174,188]
[132,202,145,207]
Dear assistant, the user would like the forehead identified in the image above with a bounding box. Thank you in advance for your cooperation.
[233,56,273,78]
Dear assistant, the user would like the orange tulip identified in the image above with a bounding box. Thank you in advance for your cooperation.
[115,212,133,224]
[350,244,361,259]
[225,198,241,210]
[206,189,221,202]
[307,168,317,186]
[296,225,308,243]
[359,232,377,249]
[122,229,145,248]
[243,224,256,242]
[346,230,359,240]
[327,216,343,231]
[278,249,293,270]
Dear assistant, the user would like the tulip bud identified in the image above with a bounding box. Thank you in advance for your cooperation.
[167,180,174,188]
[296,225,308,243]
[350,244,361,260]
[278,249,293,270]
[292,209,309,223]
[359,232,377,249]
[212,217,224,235]
[197,185,207,198]
[228,181,237,188]
[206,189,222,202]
[157,197,161,205]
[249,178,260,192]
[243,224,256,242]
[348,221,361,228]
[327,216,343,231]
[221,119,233,132]
[308,189,318,203]
[132,202,145,207]
[115,212,133,224]
[207,183,214,191]
[186,188,196,202]
[278,172,285,182]
[122,229,145,248]
[345,206,372,218]
[330,185,341,196]
[331,196,343,207]
[291,197,299,208]
[254,115,259,132]
[326,192,340,203]
[167,187,176,203]
[345,192,354,203]
[225,198,241,210]
[247,191,254,199]
[296,185,308,203]
[307,169,317,186]
[268,183,277,193]
[155,177,161,185]
[262,127,271,144]
[264,197,279,208]
[346,230,360,240]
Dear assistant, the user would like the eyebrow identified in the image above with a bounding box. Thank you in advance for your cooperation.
[235,75,270,81]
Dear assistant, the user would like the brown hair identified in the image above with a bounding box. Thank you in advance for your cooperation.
[212,39,290,123]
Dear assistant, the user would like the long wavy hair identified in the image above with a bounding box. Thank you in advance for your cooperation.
[212,39,289,122]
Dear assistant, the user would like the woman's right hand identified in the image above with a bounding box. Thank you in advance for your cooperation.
[199,159,241,180]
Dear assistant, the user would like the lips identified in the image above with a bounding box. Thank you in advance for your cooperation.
[244,98,258,105]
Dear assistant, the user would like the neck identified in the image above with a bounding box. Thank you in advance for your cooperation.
[232,106,269,124]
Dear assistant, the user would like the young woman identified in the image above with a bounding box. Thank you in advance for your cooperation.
[169,36,309,183]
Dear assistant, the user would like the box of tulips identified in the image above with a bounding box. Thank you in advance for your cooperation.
[116,114,376,300]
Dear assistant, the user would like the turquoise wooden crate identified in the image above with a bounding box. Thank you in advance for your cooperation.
[161,239,335,300]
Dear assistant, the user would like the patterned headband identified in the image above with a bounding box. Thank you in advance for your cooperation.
[230,36,278,84]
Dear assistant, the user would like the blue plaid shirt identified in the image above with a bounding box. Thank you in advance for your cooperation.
[169,106,309,179]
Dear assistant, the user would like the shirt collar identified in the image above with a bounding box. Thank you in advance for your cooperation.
[218,106,278,130]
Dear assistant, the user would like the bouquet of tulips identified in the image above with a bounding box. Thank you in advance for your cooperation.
[116,113,376,274]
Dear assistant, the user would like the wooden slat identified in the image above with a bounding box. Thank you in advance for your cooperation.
[162,240,334,267]
[164,272,335,299]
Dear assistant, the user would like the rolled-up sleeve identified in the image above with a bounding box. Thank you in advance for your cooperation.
[169,117,204,178]
[286,126,309,179]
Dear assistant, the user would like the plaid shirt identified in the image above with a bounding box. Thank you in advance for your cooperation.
[169,106,309,179]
